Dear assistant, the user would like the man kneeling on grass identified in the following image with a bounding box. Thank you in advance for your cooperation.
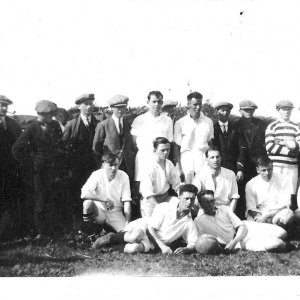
[194,190,287,252]
[92,184,199,254]
[80,151,132,241]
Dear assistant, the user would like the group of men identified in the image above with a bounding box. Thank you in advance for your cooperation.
[1,90,300,254]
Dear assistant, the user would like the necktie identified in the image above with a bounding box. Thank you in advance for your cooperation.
[221,124,227,134]
[119,118,123,136]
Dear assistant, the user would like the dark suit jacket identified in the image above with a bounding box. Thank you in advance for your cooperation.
[93,117,136,179]
[234,117,267,179]
[62,114,99,170]
[213,121,245,173]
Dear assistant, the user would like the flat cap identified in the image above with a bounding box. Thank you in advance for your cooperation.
[0,95,13,105]
[214,101,233,110]
[75,93,95,105]
[276,100,294,110]
[108,95,129,107]
[35,100,57,113]
[162,100,178,108]
[239,100,258,110]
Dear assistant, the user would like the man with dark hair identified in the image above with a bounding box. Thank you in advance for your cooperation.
[192,147,239,213]
[12,100,65,240]
[245,156,296,227]
[174,91,214,183]
[131,91,173,186]
[81,151,132,241]
[139,137,180,217]
[62,94,99,228]
[195,190,287,252]
[93,184,198,255]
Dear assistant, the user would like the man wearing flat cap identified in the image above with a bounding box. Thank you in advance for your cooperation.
[62,94,99,228]
[12,100,66,240]
[265,100,300,199]
[212,102,246,219]
[0,95,22,238]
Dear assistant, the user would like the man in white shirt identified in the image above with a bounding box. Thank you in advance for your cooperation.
[81,151,132,240]
[131,91,173,184]
[92,184,199,255]
[174,92,214,183]
[192,146,239,213]
[246,156,295,227]
[140,137,181,217]
[195,190,287,252]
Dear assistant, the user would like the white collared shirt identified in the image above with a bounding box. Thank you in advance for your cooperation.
[218,121,228,133]
[80,114,91,127]
[192,167,239,206]
[174,112,214,152]
[81,169,132,211]
[112,114,123,134]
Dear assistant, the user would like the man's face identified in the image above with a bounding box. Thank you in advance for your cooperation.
[188,98,202,119]
[38,112,53,124]
[178,191,196,214]
[79,99,94,116]
[217,106,231,123]
[154,143,170,160]
[112,105,127,118]
[206,150,221,170]
[148,95,163,116]
[103,158,119,181]
[0,103,8,117]
[278,107,292,121]
[200,193,216,215]
[55,111,66,125]
[240,108,255,119]
[257,163,273,182]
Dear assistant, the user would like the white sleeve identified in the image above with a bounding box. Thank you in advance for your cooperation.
[121,173,132,202]
[166,117,174,142]
[130,115,141,136]
[140,166,155,198]
[208,118,214,141]
[245,181,259,213]
[229,171,239,200]
[81,172,98,198]
[184,220,198,247]
[149,204,166,230]
[174,119,182,146]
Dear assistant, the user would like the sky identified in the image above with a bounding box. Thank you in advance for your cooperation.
[0,0,299,120]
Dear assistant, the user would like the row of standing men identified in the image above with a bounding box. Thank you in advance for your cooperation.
[0,91,299,240]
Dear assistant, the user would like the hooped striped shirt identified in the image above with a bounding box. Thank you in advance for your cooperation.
[265,119,300,166]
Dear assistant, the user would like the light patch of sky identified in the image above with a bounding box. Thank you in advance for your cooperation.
[0,0,299,121]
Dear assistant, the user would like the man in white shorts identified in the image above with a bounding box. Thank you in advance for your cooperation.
[131,91,173,185]
[192,146,239,213]
[174,92,214,183]
[92,184,199,255]
[140,137,181,217]
[195,190,287,252]
[81,151,132,240]
[246,156,296,227]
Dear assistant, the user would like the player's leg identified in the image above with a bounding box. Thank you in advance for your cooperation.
[82,200,104,236]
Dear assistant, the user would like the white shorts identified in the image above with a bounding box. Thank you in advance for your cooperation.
[180,150,207,183]
[273,165,298,194]
[241,221,287,251]
[94,202,126,232]
[124,218,154,252]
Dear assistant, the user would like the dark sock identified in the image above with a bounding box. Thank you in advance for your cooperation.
[109,231,126,245]
[81,220,96,235]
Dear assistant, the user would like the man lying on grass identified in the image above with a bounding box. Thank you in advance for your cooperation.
[92,184,199,254]
[194,190,287,252]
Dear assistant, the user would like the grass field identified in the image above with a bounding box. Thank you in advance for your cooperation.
[1,235,300,277]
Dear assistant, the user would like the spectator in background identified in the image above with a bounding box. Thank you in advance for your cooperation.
[265,100,300,199]
[62,94,99,229]
[212,101,246,219]
[173,92,214,184]
[131,91,173,191]
[53,107,70,132]
[12,100,66,240]
[0,95,22,239]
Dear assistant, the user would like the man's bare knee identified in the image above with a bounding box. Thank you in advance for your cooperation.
[124,243,144,254]
[264,238,286,252]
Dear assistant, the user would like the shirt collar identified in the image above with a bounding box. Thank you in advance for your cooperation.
[218,120,228,127]
[80,114,91,121]
[112,114,123,123]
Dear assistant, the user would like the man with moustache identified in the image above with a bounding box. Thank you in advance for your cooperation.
[62,94,99,228]
[174,92,214,183]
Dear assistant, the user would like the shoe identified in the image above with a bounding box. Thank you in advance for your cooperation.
[92,232,114,249]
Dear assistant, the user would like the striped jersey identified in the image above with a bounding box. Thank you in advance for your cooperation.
[265,119,300,166]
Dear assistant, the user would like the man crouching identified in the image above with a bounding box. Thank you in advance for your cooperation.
[92,184,199,254]
[81,151,132,240]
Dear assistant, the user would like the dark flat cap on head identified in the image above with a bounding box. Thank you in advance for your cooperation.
[214,101,233,110]
[276,100,294,110]
[108,95,129,107]
[239,100,258,110]
[0,95,13,105]
[162,100,178,108]
[75,93,95,105]
[35,100,57,114]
